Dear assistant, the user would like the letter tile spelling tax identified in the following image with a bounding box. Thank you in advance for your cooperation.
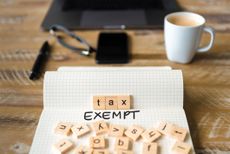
[105,96,118,110]
[117,95,131,110]
[93,96,106,110]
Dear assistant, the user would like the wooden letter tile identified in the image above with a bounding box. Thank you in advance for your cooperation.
[141,128,161,142]
[116,150,134,154]
[54,122,72,136]
[172,141,191,154]
[74,146,93,154]
[170,125,188,141]
[115,137,130,150]
[93,96,106,110]
[142,142,157,154]
[109,124,125,137]
[92,120,109,135]
[105,96,118,110]
[71,123,91,138]
[124,125,144,141]
[53,139,74,154]
[157,122,174,136]
[73,147,83,154]
[73,145,84,154]
[85,148,94,154]
[93,149,109,154]
[117,95,131,110]
[90,136,106,149]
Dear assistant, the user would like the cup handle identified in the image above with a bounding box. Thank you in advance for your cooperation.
[197,26,215,52]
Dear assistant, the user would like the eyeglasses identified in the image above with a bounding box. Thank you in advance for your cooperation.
[49,25,96,56]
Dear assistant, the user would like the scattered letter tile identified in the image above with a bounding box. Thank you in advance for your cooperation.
[172,141,191,154]
[93,96,106,110]
[117,95,131,110]
[53,139,74,154]
[92,120,109,135]
[54,122,72,136]
[116,150,134,154]
[170,125,188,141]
[71,123,91,138]
[74,145,93,154]
[93,149,109,154]
[157,122,174,135]
[109,124,125,137]
[141,128,161,142]
[142,142,157,154]
[90,136,106,149]
[115,137,130,150]
[124,125,144,141]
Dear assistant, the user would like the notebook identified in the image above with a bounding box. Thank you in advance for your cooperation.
[29,67,195,154]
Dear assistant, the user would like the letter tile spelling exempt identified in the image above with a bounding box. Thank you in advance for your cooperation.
[71,123,91,138]
[54,122,72,136]
[53,139,74,154]
[125,125,144,141]
[90,136,106,149]
[92,120,109,135]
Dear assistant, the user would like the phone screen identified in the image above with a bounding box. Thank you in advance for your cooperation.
[96,33,129,64]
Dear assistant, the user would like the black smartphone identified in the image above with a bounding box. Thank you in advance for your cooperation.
[96,32,129,64]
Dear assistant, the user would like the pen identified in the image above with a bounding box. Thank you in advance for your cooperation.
[29,41,50,80]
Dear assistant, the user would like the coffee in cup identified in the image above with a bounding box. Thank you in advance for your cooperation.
[168,15,200,26]
[164,12,215,64]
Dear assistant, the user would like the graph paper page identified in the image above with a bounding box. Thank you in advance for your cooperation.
[43,67,183,109]
[30,67,194,154]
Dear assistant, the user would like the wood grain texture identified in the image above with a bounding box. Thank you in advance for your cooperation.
[0,0,230,153]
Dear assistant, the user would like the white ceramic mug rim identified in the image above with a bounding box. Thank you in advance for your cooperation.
[165,12,206,28]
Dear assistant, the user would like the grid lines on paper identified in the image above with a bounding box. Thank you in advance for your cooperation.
[44,69,183,110]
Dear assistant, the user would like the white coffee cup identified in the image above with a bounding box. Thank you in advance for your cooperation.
[164,12,215,63]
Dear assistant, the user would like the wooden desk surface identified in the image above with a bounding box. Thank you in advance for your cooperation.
[0,0,230,153]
